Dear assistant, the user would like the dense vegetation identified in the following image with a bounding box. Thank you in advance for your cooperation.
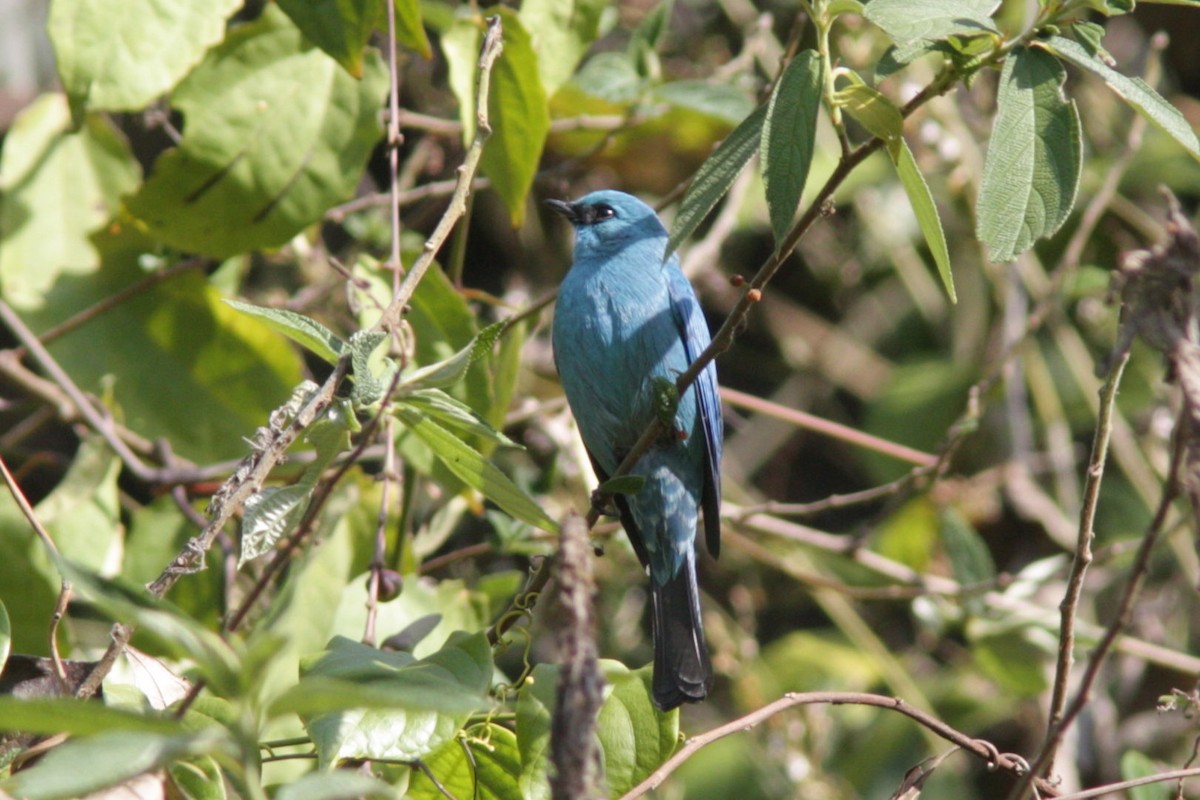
[2,0,1200,798]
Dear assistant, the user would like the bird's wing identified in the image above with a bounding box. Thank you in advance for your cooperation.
[667,262,723,558]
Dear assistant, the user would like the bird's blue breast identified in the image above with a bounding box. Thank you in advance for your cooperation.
[553,238,706,582]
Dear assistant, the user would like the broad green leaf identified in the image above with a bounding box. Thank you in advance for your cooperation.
[442,13,483,141]
[518,661,677,797]
[240,484,313,567]
[519,0,612,97]
[331,572,488,659]
[0,493,60,656]
[399,389,517,447]
[407,723,523,800]
[940,507,995,586]
[480,8,551,227]
[0,94,140,310]
[596,662,678,795]
[863,0,998,43]
[892,138,956,301]
[29,237,303,463]
[976,47,1081,262]
[252,486,360,705]
[48,0,241,118]
[398,320,505,394]
[32,437,120,574]
[292,632,492,767]
[168,755,227,800]
[277,0,384,77]
[349,329,392,405]
[970,630,1048,695]
[597,474,647,497]
[1,729,232,800]
[393,0,433,58]
[516,663,557,800]
[396,406,559,532]
[1038,35,1200,160]
[833,80,903,145]
[125,5,389,257]
[223,300,346,364]
[1120,751,1171,800]
[762,50,822,247]
[571,51,645,104]
[651,81,756,125]
[275,772,397,800]
[0,697,185,737]
[60,562,244,696]
[666,103,767,258]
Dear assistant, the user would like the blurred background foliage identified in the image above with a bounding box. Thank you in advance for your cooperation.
[2,0,1200,798]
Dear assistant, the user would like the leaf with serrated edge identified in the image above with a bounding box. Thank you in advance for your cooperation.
[49,0,242,118]
[1037,35,1199,160]
[224,300,345,364]
[863,0,998,44]
[400,389,518,447]
[761,50,823,247]
[667,104,767,258]
[976,47,1081,262]
[396,408,558,532]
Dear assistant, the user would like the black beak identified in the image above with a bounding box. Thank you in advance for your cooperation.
[544,198,579,223]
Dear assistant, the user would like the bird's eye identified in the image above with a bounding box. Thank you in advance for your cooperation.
[593,204,615,220]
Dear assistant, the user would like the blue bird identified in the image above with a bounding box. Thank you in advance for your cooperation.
[548,190,722,710]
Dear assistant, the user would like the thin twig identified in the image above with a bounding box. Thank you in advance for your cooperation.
[1042,350,1128,762]
[620,691,1035,800]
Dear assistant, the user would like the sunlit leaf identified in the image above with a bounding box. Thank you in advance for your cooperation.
[976,47,1081,262]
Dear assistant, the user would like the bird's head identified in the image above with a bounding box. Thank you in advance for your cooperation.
[545,190,667,252]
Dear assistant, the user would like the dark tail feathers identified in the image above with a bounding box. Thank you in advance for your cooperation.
[649,551,711,710]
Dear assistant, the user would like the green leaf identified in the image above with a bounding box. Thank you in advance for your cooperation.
[597,475,647,497]
[60,562,244,696]
[970,630,1048,696]
[863,0,998,44]
[398,320,505,394]
[1,729,232,800]
[0,94,141,310]
[395,406,559,532]
[517,661,677,797]
[399,389,517,447]
[48,0,241,118]
[1120,751,1171,800]
[167,755,227,800]
[442,13,483,141]
[939,507,995,587]
[286,632,493,767]
[666,103,767,258]
[240,403,352,567]
[125,5,389,258]
[976,47,1081,262]
[277,0,384,77]
[1037,35,1200,161]
[892,138,956,301]
[224,300,346,364]
[760,50,823,247]
[596,662,678,795]
[393,0,433,58]
[33,437,121,573]
[832,80,903,144]
[519,0,612,97]
[0,697,185,737]
[408,723,523,800]
[571,51,645,104]
[274,772,398,800]
[481,8,551,227]
[651,81,756,125]
[28,237,303,463]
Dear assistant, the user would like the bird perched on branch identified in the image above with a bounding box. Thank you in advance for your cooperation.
[548,190,722,711]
